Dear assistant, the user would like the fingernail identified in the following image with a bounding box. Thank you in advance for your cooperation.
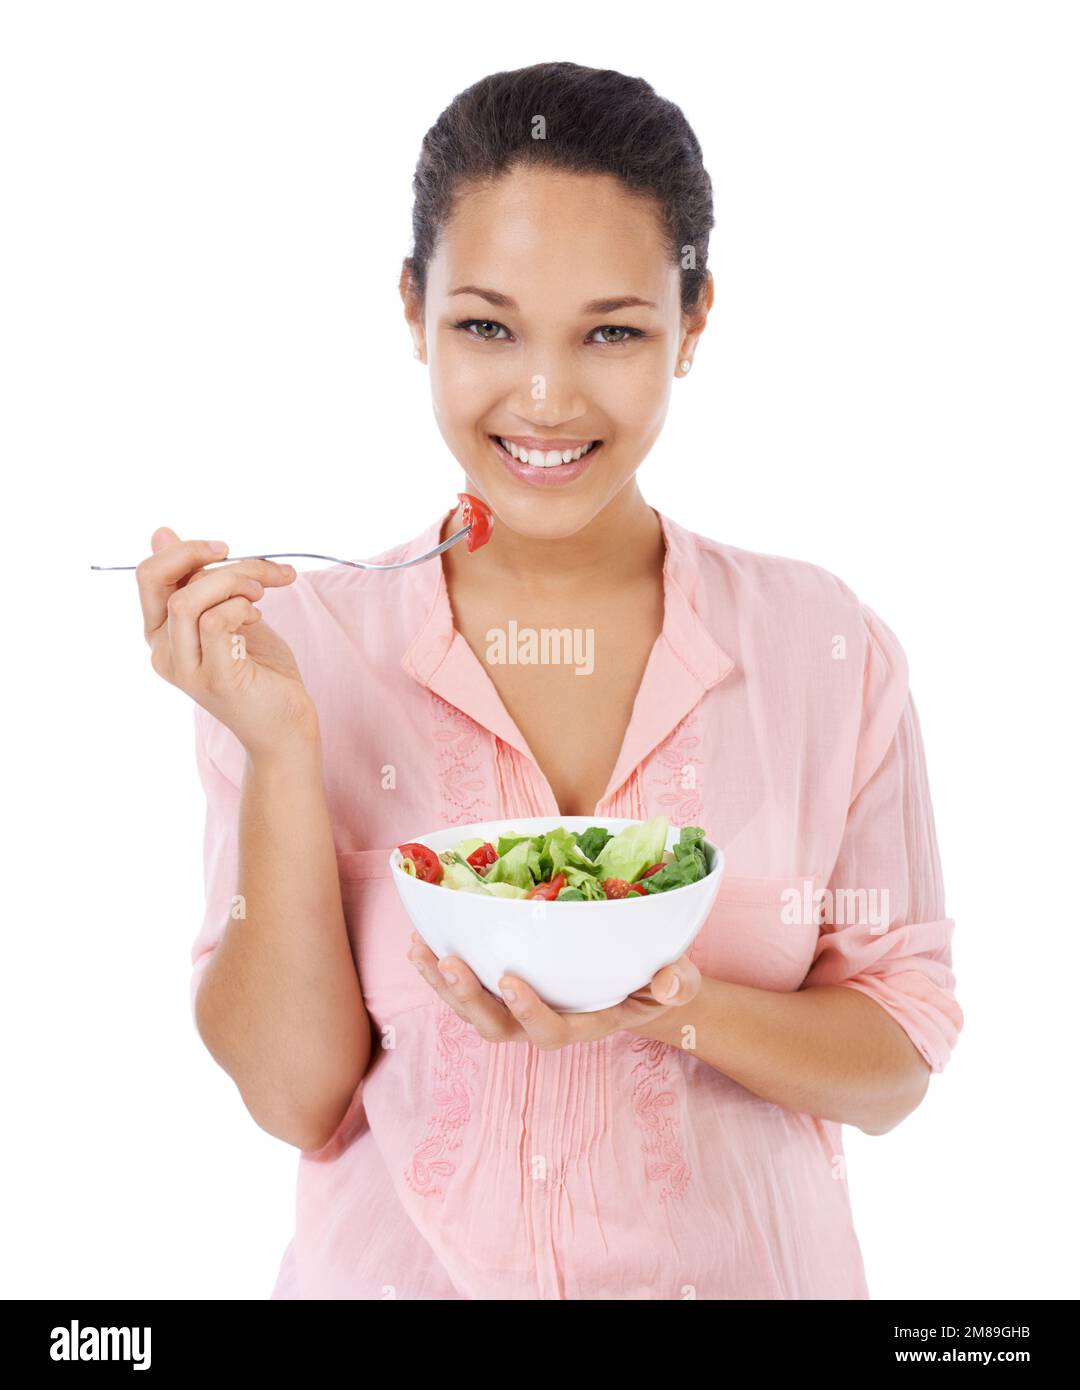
[502,987,517,1003]
[281,563,295,575]
[210,541,228,555]
[440,967,458,986]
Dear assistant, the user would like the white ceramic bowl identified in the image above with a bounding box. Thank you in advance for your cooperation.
[388,816,725,1013]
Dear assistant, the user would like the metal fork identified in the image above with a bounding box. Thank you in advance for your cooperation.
[90,524,471,571]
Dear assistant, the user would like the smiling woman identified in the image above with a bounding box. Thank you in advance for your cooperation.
[401,99,710,524]
[178,60,962,1302]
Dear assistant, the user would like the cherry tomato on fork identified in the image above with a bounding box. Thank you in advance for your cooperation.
[457,492,494,552]
[398,842,442,884]
[525,872,566,901]
[466,842,498,873]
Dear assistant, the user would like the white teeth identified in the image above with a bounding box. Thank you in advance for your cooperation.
[498,438,596,466]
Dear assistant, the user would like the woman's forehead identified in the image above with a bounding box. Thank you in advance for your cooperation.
[430,175,678,310]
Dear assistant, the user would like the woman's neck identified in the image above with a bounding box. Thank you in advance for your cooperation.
[441,481,665,600]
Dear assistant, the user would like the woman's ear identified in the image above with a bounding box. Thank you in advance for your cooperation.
[677,271,713,374]
[399,258,427,362]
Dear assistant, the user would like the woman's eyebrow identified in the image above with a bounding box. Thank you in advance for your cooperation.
[448,285,657,315]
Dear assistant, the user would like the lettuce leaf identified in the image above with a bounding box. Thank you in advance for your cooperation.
[536,827,572,881]
[451,836,488,860]
[482,880,531,899]
[495,832,535,857]
[573,825,613,861]
[594,815,669,883]
[673,825,707,864]
[637,825,708,893]
[556,864,607,899]
[437,855,491,894]
[484,838,542,889]
[437,852,530,897]
[536,827,602,882]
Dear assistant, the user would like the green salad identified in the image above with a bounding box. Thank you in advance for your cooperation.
[395,815,709,902]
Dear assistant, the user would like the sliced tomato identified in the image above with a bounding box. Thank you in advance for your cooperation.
[627,882,648,896]
[397,841,442,884]
[466,842,497,873]
[639,862,665,879]
[525,872,566,901]
[602,878,630,899]
[457,492,494,552]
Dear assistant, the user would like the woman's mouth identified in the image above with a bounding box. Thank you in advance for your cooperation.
[489,435,602,488]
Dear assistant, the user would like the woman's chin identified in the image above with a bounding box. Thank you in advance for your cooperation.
[470,455,628,523]
[473,483,605,540]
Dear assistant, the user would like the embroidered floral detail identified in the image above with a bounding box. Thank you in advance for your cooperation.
[404,1002,483,1198]
[403,698,496,1198]
[429,692,492,826]
[646,706,705,825]
[628,1034,692,1201]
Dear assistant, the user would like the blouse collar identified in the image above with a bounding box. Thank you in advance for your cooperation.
[399,504,735,806]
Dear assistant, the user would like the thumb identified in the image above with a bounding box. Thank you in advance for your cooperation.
[651,966,683,1004]
[151,526,180,552]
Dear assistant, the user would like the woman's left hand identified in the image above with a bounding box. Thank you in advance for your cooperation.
[406,932,701,1046]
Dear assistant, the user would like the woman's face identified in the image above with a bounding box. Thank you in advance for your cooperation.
[404,165,710,541]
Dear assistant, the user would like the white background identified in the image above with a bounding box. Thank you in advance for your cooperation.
[2,0,1076,1300]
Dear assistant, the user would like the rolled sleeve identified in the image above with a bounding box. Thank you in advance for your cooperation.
[801,604,964,1074]
[189,704,246,1021]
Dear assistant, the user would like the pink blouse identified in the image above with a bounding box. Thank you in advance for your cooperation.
[189,503,963,1300]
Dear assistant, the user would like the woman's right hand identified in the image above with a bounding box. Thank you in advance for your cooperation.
[137,526,318,759]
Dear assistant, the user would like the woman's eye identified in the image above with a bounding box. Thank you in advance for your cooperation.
[456,319,510,341]
[589,325,645,345]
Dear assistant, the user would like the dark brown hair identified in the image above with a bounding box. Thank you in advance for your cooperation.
[404,61,714,316]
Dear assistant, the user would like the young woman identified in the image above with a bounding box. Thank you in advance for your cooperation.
[139,62,963,1299]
